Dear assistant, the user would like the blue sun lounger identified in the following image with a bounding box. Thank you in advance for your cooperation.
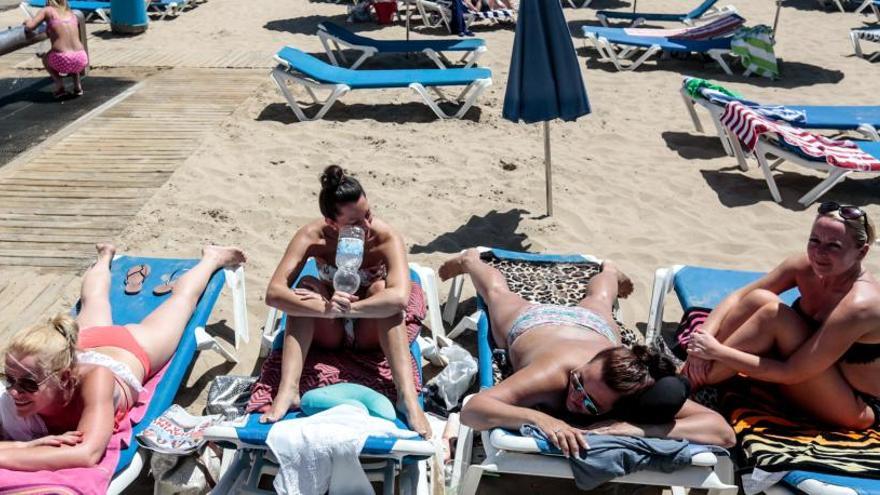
[646,266,880,495]
[271,46,492,121]
[596,0,737,27]
[203,258,443,494]
[148,0,190,20]
[77,255,247,494]
[582,26,739,74]
[680,78,880,169]
[317,22,487,70]
[23,0,111,22]
[445,248,737,495]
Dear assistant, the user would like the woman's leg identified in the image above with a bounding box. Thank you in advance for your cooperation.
[701,301,875,428]
[576,261,632,332]
[356,281,431,438]
[41,54,64,94]
[260,315,344,423]
[71,73,83,95]
[125,246,245,377]
[439,249,532,349]
[75,243,116,330]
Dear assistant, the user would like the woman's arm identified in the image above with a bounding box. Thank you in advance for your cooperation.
[23,8,46,31]
[265,226,336,318]
[0,370,115,471]
[346,230,411,319]
[698,256,801,337]
[587,400,737,447]
[691,305,869,384]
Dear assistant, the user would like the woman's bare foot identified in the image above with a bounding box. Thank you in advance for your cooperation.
[202,245,247,268]
[260,389,301,424]
[95,242,116,262]
[601,261,634,299]
[438,249,480,281]
[400,400,432,438]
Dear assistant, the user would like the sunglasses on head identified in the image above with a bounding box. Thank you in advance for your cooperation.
[0,372,55,394]
[818,201,867,223]
[570,371,600,416]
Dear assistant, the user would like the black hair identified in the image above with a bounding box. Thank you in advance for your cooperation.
[593,345,677,394]
[318,165,365,220]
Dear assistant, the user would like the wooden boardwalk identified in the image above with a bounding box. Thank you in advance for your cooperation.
[17,47,273,70]
[0,68,262,336]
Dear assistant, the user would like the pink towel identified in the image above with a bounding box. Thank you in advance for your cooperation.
[0,361,171,494]
[721,101,880,172]
[247,282,426,413]
[624,13,745,40]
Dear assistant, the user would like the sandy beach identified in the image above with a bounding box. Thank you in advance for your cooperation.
[0,0,879,490]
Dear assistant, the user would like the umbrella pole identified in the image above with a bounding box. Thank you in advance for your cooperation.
[772,0,781,36]
[406,0,411,41]
[544,121,553,216]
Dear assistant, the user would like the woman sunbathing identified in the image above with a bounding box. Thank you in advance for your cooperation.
[23,0,88,98]
[684,201,880,430]
[261,165,430,438]
[0,243,245,470]
[439,250,736,458]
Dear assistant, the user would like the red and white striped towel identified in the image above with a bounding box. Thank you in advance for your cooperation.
[720,101,880,172]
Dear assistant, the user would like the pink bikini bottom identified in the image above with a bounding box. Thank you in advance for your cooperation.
[47,50,88,75]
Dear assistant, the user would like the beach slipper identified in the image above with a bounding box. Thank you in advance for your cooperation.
[53,88,68,99]
[152,268,187,296]
[124,264,151,295]
[72,88,84,97]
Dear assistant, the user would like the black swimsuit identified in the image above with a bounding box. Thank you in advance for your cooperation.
[792,297,880,364]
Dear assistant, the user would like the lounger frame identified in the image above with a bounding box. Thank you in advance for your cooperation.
[444,247,737,495]
[582,32,736,74]
[413,0,516,33]
[316,25,487,70]
[270,55,491,121]
[850,30,880,62]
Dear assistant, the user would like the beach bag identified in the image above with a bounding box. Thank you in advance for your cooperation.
[205,374,255,420]
[151,444,222,495]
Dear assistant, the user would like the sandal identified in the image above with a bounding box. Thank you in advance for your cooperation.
[153,268,187,296]
[53,88,68,99]
[124,264,151,295]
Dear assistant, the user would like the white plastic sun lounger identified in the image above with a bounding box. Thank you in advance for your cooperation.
[851,28,880,62]
[271,46,492,121]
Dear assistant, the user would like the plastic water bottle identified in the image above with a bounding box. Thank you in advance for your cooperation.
[333,226,364,294]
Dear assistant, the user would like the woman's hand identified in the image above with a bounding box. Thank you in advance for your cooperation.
[329,291,360,314]
[681,356,712,388]
[533,415,588,458]
[688,331,723,360]
[24,431,83,448]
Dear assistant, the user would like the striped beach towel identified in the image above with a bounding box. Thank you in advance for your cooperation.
[720,101,880,172]
[853,28,880,42]
[468,8,515,20]
[731,25,778,78]
[624,13,745,39]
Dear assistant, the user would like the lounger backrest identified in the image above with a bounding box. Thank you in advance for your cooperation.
[320,22,373,47]
[672,265,799,311]
[686,0,719,19]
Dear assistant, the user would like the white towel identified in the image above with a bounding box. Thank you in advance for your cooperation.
[266,404,418,495]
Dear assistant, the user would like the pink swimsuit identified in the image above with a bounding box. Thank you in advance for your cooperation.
[45,15,88,75]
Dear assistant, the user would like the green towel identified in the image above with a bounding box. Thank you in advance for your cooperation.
[683,77,741,99]
[731,25,779,79]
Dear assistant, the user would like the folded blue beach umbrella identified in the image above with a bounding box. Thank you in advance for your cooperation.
[503,0,590,216]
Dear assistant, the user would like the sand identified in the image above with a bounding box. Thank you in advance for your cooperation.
[1,0,879,490]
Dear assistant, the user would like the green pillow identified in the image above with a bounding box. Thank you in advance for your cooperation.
[300,383,397,422]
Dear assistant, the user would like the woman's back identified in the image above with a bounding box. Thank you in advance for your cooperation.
[43,7,83,52]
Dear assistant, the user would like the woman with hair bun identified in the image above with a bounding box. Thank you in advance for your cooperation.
[0,243,245,471]
[263,165,430,438]
[438,249,736,458]
[686,202,880,430]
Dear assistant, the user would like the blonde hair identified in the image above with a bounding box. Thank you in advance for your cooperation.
[5,314,79,396]
[47,0,70,12]
[819,211,877,247]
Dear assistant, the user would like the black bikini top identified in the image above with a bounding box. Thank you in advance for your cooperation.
[793,298,880,364]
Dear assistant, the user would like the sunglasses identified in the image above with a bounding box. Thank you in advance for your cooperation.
[819,201,867,224]
[0,372,55,394]
[570,371,600,416]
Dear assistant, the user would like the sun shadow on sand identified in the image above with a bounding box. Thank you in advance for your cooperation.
[257,101,482,124]
[264,14,369,35]
[410,209,531,254]
[779,0,848,12]
[662,131,729,160]
[700,168,880,210]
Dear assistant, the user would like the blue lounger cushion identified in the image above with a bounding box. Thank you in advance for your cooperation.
[30,0,110,9]
[672,265,799,312]
[583,27,733,52]
[597,0,719,22]
[783,471,880,495]
[320,22,485,53]
[781,106,880,130]
[275,47,492,89]
[71,256,226,474]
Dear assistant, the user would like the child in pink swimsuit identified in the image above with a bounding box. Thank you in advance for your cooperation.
[23,0,88,98]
